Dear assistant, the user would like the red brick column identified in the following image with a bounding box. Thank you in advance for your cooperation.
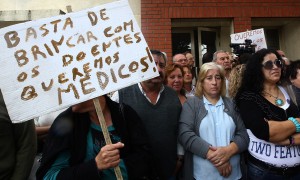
[141,3,172,61]
[234,17,252,33]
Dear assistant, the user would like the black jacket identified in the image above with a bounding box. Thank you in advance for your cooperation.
[36,96,151,179]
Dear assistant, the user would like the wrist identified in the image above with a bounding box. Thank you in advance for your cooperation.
[228,142,238,156]
[288,117,300,133]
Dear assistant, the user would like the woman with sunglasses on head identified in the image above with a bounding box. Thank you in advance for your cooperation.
[235,49,300,180]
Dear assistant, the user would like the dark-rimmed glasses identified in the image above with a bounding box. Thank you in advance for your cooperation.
[262,59,283,70]
[175,59,188,63]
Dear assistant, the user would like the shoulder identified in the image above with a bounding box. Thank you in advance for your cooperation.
[186,96,202,104]
[236,91,262,103]
[50,108,74,137]
[164,85,177,94]
[239,91,259,98]
[183,96,204,110]
[119,84,138,93]
[118,84,139,100]
[36,108,67,127]
[222,97,236,113]
[163,86,181,100]
[222,97,234,106]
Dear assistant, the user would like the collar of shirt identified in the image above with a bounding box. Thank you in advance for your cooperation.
[203,95,224,107]
[138,83,165,104]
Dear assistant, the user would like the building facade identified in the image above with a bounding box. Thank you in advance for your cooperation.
[1,0,299,67]
[141,0,300,66]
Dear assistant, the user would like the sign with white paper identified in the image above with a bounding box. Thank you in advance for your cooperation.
[230,28,267,51]
[0,0,158,123]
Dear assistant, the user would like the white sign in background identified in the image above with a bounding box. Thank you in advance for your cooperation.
[230,28,267,52]
[0,0,158,123]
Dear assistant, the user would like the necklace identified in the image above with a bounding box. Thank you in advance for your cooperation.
[263,88,284,106]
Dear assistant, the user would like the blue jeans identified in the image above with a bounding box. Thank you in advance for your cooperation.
[247,162,300,180]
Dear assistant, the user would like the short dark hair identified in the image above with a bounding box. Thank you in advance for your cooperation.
[202,52,213,64]
[287,59,300,80]
[150,49,165,64]
[150,49,162,56]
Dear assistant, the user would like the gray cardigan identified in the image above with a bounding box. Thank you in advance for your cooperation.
[178,96,249,180]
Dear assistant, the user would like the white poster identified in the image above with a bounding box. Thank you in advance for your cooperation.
[230,28,267,52]
[0,0,158,123]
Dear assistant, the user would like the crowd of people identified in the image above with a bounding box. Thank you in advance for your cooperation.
[2,47,300,180]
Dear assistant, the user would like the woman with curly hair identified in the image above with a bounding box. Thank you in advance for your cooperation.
[235,49,300,179]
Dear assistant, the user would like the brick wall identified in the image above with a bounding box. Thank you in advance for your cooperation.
[141,0,300,59]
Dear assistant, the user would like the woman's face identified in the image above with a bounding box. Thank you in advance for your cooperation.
[167,68,183,93]
[291,69,300,89]
[183,67,193,84]
[261,53,282,84]
[202,69,222,98]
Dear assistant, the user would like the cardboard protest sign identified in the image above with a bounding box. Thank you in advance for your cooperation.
[0,0,158,123]
[230,28,267,52]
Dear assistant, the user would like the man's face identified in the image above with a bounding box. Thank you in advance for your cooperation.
[173,54,188,66]
[186,53,195,66]
[215,52,231,70]
[277,50,286,58]
[277,50,290,65]
[148,54,166,84]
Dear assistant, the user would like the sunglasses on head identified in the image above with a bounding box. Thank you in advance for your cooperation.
[262,59,283,70]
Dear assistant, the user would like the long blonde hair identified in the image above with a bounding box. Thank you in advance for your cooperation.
[228,64,246,98]
[195,62,226,97]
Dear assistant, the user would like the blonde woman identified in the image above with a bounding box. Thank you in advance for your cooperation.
[178,62,249,180]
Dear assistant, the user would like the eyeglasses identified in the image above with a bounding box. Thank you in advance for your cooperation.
[175,59,188,63]
[262,59,283,70]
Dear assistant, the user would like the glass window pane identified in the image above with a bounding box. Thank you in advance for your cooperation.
[172,33,191,55]
[201,31,216,55]
[265,29,279,50]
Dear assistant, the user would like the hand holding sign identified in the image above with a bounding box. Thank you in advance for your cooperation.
[95,142,124,170]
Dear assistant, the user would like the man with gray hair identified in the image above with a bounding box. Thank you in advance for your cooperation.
[277,49,290,65]
[213,50,232,96]
[173,53,188,66]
